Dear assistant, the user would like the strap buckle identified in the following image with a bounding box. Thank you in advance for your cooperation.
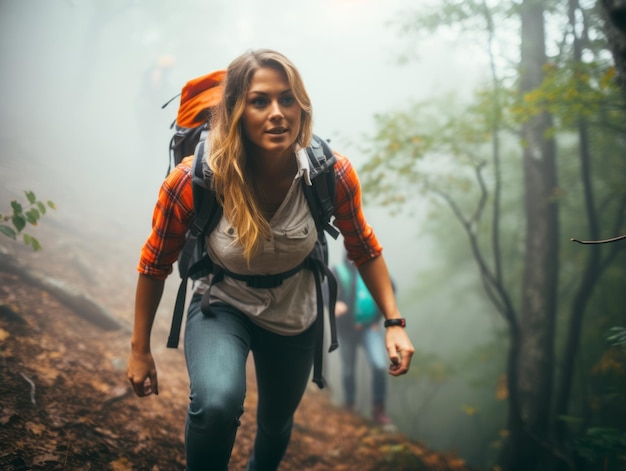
[246,275,284,289]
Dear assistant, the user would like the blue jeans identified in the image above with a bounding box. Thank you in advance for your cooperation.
[184,296,315,471]
[338,324,388,406]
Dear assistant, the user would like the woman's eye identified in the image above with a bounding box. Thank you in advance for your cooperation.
[252,98,267,107]
[280,96,295,106]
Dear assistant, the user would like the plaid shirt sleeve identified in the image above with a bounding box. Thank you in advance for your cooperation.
[332,152,383,266]
[137,158,195,280]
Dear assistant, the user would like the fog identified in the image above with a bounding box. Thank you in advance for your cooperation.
[1,0,490,465]
[0,0,484,265]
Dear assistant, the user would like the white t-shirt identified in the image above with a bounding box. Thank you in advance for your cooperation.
[194,147,319,335]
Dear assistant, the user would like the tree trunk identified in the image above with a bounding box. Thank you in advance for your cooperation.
[554,0,602,450]
[500,1,560,469]
[599,0,626,100]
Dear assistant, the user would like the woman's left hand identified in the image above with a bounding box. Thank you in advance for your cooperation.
[385,326,415,376]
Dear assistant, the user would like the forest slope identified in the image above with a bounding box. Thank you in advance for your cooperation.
[0,212,470,471]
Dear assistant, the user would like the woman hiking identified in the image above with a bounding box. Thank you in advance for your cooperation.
[127,48,414,471]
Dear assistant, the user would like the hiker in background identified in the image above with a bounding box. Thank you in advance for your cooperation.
[333,253,397,431]
[126,49,414,471]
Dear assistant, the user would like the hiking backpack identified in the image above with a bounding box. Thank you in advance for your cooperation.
[162,71,340,388]
[164,69,226,175]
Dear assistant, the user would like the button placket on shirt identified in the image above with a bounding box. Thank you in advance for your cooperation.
[263,232,276,254]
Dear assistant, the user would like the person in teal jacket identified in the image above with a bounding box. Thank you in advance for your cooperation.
[333,253,397,429]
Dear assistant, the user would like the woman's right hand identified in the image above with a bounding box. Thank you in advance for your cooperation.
[127,350,159,397]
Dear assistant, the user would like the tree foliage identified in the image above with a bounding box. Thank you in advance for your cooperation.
[0,191,56,252]
[358,0,626,469]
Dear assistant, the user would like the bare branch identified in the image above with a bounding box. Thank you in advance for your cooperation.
[470,161,489,225]
[433,188,517,328]
[570,234,626,244]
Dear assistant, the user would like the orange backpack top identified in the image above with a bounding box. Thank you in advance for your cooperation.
[165,69,226,175]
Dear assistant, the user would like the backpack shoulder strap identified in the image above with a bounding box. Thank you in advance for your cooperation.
[168,137,222,349]
[189,137,222,238]
[303,135,339,240]
[306,134,336,178]
[302,135,341,387]
[176,136,221,280]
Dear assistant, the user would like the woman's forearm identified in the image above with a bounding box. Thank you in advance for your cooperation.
[356,256,401,320]
[131,274,166,353]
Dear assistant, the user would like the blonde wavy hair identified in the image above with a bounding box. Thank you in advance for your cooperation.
[207,49,313,262]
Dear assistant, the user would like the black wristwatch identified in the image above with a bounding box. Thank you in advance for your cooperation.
[384,318,406,328]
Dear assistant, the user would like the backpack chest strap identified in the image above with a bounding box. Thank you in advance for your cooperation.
[210,259,309,289]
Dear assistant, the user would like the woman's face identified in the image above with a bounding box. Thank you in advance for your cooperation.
[241,66,302,159]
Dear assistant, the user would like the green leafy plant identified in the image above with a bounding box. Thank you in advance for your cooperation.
[607,327,626,348]
[573,427,626,467]
[0,191,56,252]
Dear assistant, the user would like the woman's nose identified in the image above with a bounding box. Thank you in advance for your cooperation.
[269,101,284,119]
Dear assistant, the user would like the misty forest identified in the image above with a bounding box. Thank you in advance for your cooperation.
[1,1,625,471]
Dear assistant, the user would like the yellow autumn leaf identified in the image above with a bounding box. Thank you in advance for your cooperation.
[0,328,9,341]
[424,454,443,466]
[110,457,133,471]
[600,67,616,89]
[449,457,467,468]
[592,349,625,375]
[27,421,46,435]
[496,374,508,400]
[462,404,476,416]
[490,439,504,449]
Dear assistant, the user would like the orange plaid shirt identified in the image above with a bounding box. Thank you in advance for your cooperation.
[137,152,382,280]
